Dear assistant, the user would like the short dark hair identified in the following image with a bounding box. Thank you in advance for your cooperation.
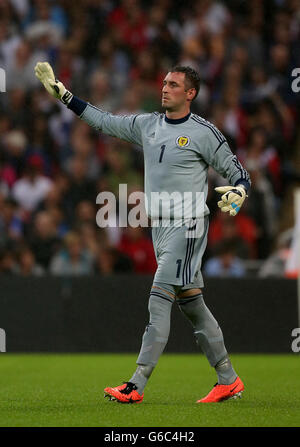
[170,66,201,101]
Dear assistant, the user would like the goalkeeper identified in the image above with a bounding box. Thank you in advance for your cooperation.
[35,62,250,404]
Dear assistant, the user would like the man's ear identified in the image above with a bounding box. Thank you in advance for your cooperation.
[187,88,196,102]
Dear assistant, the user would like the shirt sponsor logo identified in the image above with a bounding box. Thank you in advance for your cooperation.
[176,135,190,148]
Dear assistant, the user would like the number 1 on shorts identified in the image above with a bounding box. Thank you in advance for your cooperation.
[176,259,182,278]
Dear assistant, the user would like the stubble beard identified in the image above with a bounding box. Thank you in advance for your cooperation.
[162,100,175,112]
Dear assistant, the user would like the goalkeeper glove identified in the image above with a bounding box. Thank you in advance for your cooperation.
[34,62,73,105]
[215,185,247,216]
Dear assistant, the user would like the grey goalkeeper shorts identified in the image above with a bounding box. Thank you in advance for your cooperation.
[151,216,209,289]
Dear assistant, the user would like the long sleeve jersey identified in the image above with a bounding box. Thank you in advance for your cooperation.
[68,97,251,220]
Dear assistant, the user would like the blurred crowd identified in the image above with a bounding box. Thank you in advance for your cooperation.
[0,0,300,278]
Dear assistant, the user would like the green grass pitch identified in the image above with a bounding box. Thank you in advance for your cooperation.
[0,353,299,427]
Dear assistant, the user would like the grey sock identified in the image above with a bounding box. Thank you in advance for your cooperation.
[215,355,237,385]
[177,293,234,382]
[129,365,154,394]
[131,291,173,394]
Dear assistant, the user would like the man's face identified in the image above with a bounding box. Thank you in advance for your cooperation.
[161,72,194,110]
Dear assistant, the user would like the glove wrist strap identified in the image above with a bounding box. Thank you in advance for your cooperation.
[60,90,73,105]
[236,184,247,193]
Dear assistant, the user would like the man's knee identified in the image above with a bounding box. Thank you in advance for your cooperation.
[137,291,173,366]
[148,287,173,333]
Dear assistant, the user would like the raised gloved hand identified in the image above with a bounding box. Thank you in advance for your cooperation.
[34,62,73,105]
[215,185,247,216]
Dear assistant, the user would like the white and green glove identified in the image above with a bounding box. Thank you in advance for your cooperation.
[34,62,73,105]
[215,185,247,216]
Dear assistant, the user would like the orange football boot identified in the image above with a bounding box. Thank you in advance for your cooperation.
[197,376,244,403]
[104,381,144,404]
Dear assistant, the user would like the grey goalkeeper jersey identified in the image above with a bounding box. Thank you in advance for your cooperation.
[72,101,250,219]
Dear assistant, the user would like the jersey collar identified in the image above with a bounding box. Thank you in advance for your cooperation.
[164,112,191,125]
